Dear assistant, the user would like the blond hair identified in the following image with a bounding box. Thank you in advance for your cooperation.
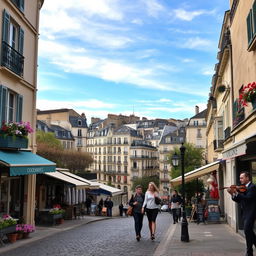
[148,182,159,193]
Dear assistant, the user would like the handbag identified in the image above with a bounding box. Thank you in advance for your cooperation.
[155,196,161,205]
[102,207,107,213]
[127,206,133,216]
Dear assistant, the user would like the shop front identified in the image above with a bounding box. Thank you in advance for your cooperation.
[0,150,56,224]
[36,170,91,223]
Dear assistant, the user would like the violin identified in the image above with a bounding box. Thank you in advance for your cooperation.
[220,185,247,193]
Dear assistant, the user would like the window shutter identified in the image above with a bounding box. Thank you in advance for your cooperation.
[253,1,256,36]
[2,9,10,43]
[247,10,253,45]
[0,85,8,125]
[20,0,24,12]
[16,94,23,122]
[18,27,24,55]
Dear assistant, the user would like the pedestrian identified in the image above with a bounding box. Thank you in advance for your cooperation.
[227,171,256,256]
[123,202,129,217]
[142,182,160,240]
[119,203,124,216]
[98,198,103,216]
[105,197,113,217]
[85,196,92,215]
[170,190,182,224]
[129,185,145,241]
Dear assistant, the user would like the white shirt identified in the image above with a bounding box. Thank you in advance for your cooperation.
[142,191,159,209]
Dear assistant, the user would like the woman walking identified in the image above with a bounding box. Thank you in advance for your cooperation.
[129,185,145,241]
[142,182,160,240]
[170,190,182,224]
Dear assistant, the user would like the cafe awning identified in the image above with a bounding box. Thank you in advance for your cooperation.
[170,160,220,186]
[60,171,99,190]
[0,150,55,176]
[45,171,89,189]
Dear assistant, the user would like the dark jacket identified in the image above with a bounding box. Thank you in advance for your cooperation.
[232,182,256,221]
[129,193,145,213]
[170,194,182,204]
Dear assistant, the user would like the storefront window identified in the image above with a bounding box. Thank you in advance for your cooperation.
[0,175,23,218]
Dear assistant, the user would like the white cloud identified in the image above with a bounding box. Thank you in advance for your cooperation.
[143,0,165,18]
[181,37,213,50]
[173,8,214,21]
[181,58,195,63]
[37,99,116,110]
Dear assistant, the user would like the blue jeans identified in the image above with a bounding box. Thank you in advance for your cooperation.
[133,212,144,236]
[107,208,112,217]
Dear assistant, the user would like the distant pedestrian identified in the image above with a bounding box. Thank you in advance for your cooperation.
[119,203,124,216]
[142,182,160,240]
[85,197,92,215]
[129,185,145,241]
[123,202,129,217]
[98,198,103,216]
[105,197,113,217]
[170,190,182,224]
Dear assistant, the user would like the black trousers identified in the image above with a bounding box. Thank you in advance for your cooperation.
[172,209,178,223]
[244,218,256,256]
[133,212,144,236]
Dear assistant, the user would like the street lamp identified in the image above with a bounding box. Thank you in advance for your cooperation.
[171,143,189,242]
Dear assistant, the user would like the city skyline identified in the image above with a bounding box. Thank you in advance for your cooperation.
[37,0,229,121]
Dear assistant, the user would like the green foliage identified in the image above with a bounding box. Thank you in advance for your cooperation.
[131,175,159,193]
[168,143,205,203]
[36,131,63,150]
[168,142,204,179]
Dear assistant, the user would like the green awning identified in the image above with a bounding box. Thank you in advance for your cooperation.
[0,150,56,176]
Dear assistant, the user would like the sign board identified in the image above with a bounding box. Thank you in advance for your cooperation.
[222,143,246,160]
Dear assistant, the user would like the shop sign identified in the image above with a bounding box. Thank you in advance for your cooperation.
[10,165,55,176]
[222,143,247,160]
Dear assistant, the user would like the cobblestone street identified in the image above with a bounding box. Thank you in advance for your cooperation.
[3,213,171,256]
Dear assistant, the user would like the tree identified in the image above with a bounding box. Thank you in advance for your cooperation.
[168,143,205,202]
[36,131,63,149]
[131,175,159,193]
[36,131,93,172]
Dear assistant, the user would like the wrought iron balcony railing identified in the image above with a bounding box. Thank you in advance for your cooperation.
[1,41,24,77]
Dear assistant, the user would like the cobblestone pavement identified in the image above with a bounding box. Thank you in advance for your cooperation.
[3,212,172,256]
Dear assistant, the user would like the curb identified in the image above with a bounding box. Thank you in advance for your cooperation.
[154,222,177,256]
[0,217,109,254]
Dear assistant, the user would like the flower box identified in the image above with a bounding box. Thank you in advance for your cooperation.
[0,135,28,149]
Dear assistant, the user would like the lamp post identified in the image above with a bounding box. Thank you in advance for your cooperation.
[171,143,189,242]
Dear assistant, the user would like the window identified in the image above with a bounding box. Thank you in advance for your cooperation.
[11,0,24,12]
[193,120,199,126]
[247,1,256,50]
[197,129,202,138]
[2,10,24,76]
[78,129,82,137]
[0,85,23,123]
[78,119,82,126]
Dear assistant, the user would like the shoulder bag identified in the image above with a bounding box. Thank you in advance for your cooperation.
[127,206,133,216]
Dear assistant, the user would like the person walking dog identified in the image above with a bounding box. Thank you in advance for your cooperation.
[142,182,160,240]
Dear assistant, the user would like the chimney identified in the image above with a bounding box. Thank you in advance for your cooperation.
[195,105,199,115]
[91,117,100,124]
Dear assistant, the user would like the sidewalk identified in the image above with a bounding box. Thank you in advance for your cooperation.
[0,215,109,254]
[155,221,246,256]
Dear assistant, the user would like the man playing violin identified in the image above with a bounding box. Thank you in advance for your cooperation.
[228,171,256,256]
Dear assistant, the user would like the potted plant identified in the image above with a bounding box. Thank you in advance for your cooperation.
[0,121,33,149]
[0,215,18,243]
[239,82,256,109]
[49,205,65,225]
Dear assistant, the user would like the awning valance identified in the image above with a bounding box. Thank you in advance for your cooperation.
[0,150,56,176]
[170,161,220,186]
[45,171,89,189]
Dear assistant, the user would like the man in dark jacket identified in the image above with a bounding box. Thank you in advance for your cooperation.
[85,197,92,215]
[105,197,113,217]
[228,172,256,256]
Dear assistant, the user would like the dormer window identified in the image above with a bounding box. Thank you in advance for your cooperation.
[78,119,82,126]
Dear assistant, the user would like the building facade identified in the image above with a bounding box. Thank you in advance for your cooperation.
[37,109,88,152]
[0,0,45,224]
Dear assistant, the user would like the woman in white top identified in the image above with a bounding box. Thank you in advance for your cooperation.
[142,182,159,240]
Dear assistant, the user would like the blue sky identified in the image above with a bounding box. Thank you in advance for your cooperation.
[37,0,229,123]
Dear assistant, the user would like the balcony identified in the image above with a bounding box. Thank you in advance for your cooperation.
[224,127,231,140]
[213,140,224,151]
[77,143,83,147]
[233,100,245,128]
[142,166,159,170]
[160,177,169,182]
[123,151,128,155]
[2,41,24,77]
[159,150,170,154]
[117,161,122,165]
[131,167,139,172]
[130,155,157,159]
[123,160,128,165]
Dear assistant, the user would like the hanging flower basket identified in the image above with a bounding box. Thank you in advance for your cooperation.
[239,82,256,108]
[0,121,33,149]
[217,85,226,93]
